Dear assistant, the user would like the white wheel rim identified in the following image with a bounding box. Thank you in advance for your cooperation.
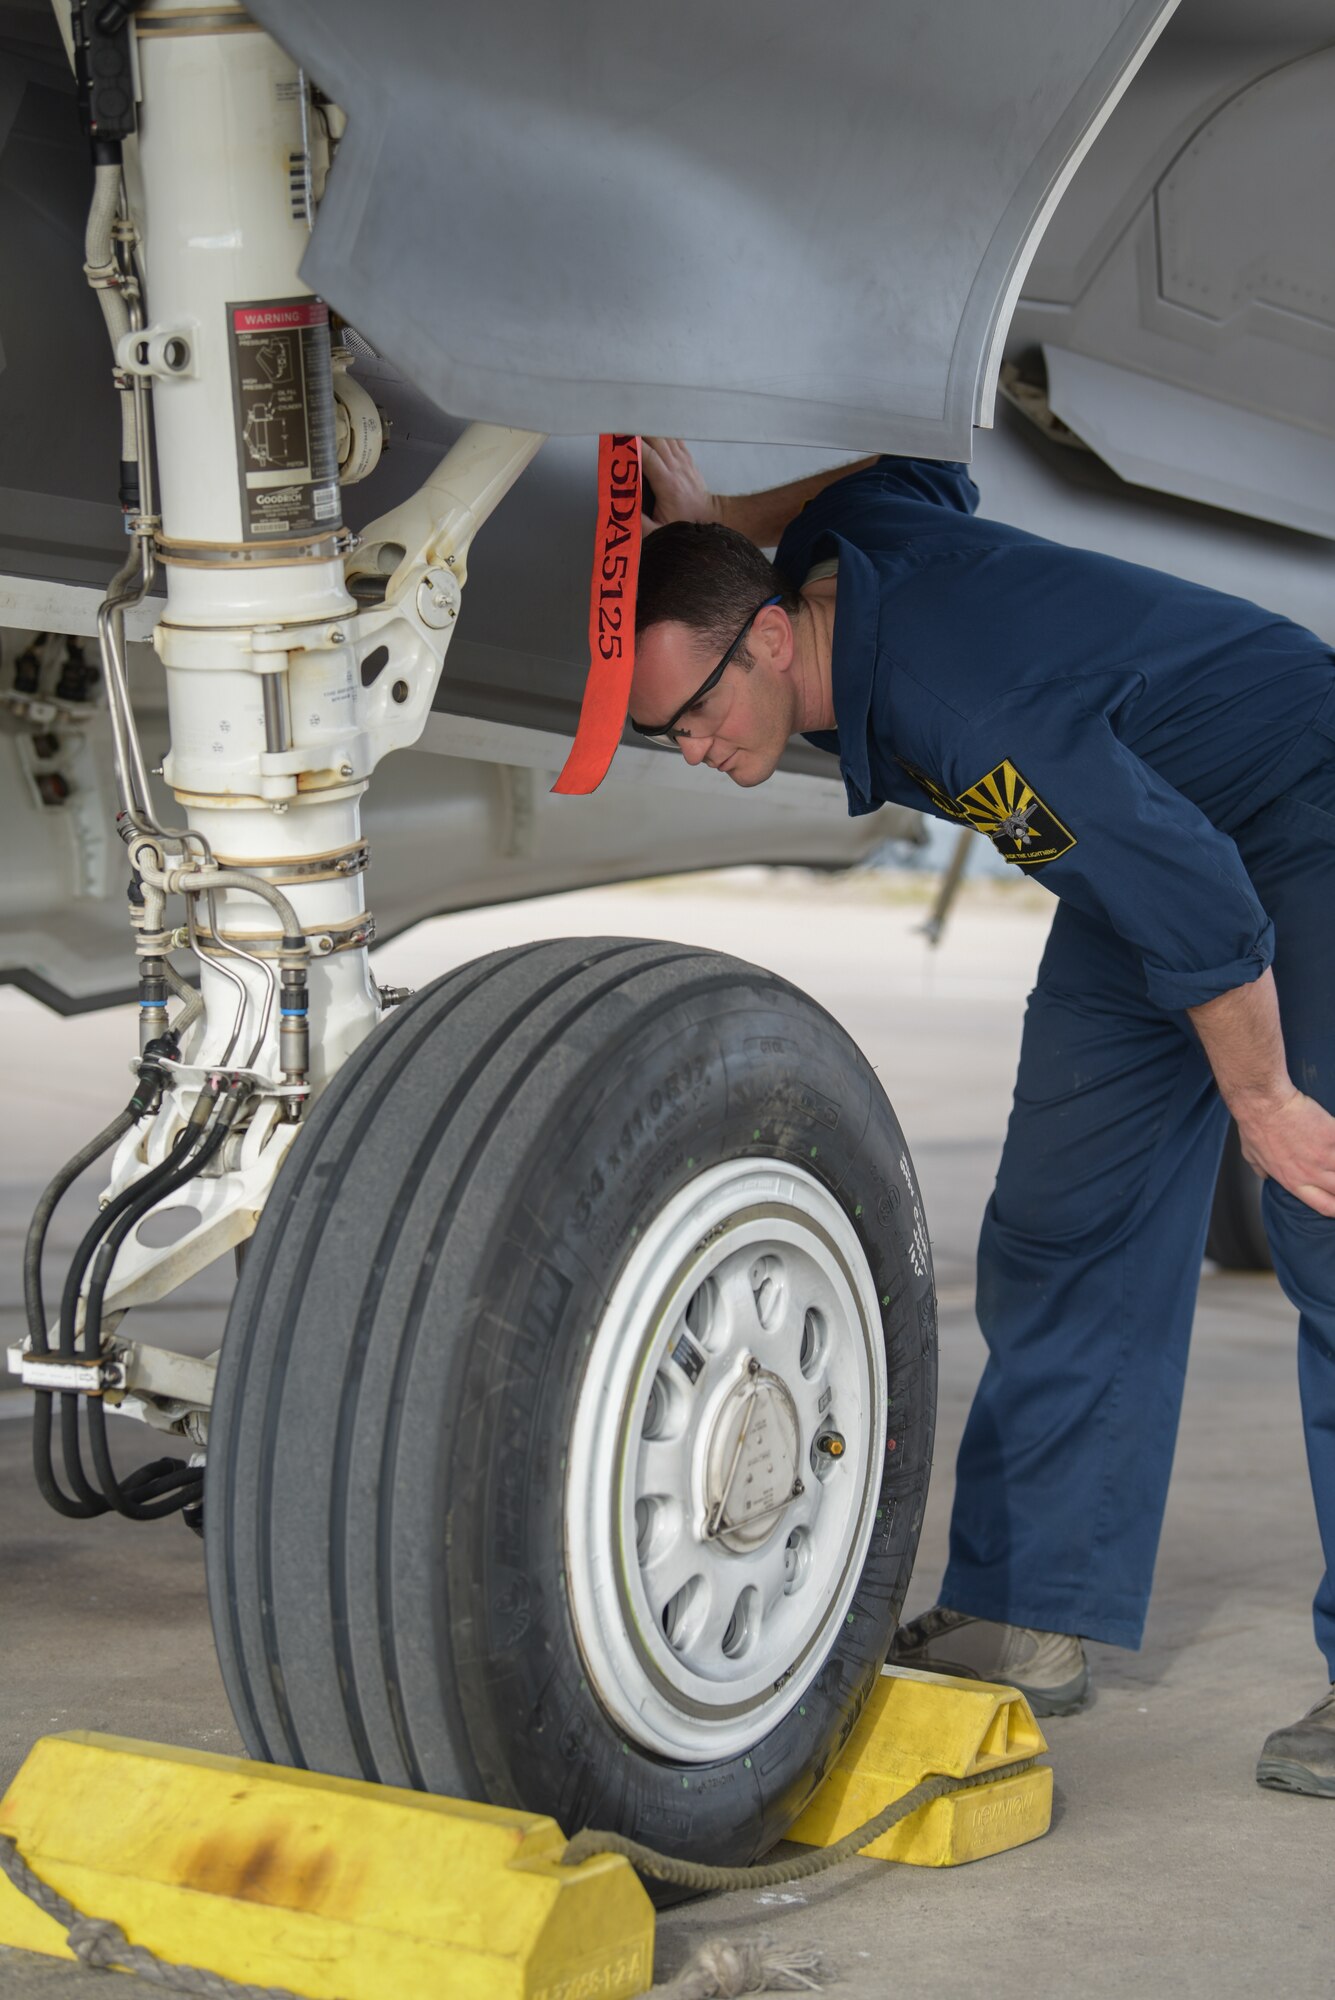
[565,1160,888,1763]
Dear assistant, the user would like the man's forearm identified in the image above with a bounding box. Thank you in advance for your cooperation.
[718,456,881,548]
[1187,968,1294,1118]
[1188,967,1335,1216]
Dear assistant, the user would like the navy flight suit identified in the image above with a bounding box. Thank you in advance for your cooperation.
[777,457,1335,1674]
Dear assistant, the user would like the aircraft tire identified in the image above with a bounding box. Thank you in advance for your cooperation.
[206,936,935,1868]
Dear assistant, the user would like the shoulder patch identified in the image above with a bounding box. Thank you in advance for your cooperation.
[955,760,1076,868]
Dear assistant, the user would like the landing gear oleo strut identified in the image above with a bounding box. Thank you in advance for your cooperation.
[11,0,936,1870]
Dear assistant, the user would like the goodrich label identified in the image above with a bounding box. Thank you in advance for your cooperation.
[227,296,342,539]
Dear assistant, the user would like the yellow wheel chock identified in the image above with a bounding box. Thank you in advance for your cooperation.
[0,1674,1050,1996]
[787,1666,1052,1866]
[0,1732,655,2000]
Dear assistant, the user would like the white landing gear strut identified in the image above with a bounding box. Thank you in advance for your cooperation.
[10,0,542,1469]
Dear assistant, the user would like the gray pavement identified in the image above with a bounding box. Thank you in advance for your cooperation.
[2,874,1331,1997]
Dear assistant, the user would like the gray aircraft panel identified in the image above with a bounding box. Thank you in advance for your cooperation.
[1008,0,1335,538]
[1042,345,1335,541]
[245,0,1176,454]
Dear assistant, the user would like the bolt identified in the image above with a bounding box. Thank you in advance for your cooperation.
[338,762,354,779]
[747,1356,761,1376]
[329,627,346,645]
[430,590,450,610]
[314,934,335,955]
[791,1478,804,1497]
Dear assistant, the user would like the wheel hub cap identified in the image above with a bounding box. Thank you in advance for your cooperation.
[703,1365,801,1550]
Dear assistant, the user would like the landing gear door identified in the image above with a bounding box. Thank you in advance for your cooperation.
[247,0,1178,456]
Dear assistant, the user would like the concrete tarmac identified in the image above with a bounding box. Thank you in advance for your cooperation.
[2,873,1330,1997]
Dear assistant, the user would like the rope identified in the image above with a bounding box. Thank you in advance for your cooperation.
[562,1758,1037,1891]
[652,1940,824,1998]
[0,1834,311,2000]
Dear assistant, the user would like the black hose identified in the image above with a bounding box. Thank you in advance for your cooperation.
[25,1108,136,1520]
[57,1123,202,1358]
[94,1453,202,1521]
[25,1108,136,1354]
[46,1120,205,1517]
[54,1393,109,1517]
[83,1117,230,1520]
[25,1035,192,1521]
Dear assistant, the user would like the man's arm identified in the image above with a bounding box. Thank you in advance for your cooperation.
[1188,970,1335,1217]
[642,436,879,546]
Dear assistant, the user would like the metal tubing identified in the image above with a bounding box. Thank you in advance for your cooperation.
[169,868,305,948]
[189,900,248,1072]
[202,891,278,1072]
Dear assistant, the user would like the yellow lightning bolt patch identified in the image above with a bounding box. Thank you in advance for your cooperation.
[955,760,1076,868]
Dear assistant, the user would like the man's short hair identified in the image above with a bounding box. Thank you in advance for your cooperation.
[635,522,801,651]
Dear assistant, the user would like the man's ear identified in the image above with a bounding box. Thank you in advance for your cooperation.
[756,603,794,672]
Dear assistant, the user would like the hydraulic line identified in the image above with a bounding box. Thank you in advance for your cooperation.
[202,889,277,1072]
[25,1106,137,1520]
[56,1119,207,1361]
[83,166,212,862]
[83,161,137,505]
[176,867,309,1079]
[82,1105,239,1520]
[174,868,304,943]
[97,538,157,827]
[24,1031,182,1518]
[43,1089,216,1518]
[25,1110,137,1358]
[50,1120,202,1516]
[82,1112,233,1366]
[190,898,248,1071]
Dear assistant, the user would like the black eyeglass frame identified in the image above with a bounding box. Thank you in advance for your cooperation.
[629,594,783,741]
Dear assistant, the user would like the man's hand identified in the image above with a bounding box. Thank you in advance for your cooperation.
[641,438,721,529]
[640,439,882,545]
[1236,1090,1335,1219]
[1188,967,1335,1216]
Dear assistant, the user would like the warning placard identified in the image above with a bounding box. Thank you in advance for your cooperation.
[227,297,342,540]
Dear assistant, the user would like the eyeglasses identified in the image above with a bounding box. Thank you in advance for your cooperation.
[630,595,783,741]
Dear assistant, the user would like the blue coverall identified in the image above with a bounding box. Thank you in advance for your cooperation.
[777,459,1335,1673]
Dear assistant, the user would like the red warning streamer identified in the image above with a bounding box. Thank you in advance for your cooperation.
[552,434,643,795]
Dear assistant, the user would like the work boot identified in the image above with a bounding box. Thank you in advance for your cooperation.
[1256,1683,1335,1797]
[890,1604,1090,1717]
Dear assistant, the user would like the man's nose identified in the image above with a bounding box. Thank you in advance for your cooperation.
[678,734,712,766]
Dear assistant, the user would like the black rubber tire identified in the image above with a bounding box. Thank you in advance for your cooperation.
[205,938,936,1866]
[1206,1120,1272,1272]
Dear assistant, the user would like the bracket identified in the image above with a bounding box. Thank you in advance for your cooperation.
[116,324,197,381]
